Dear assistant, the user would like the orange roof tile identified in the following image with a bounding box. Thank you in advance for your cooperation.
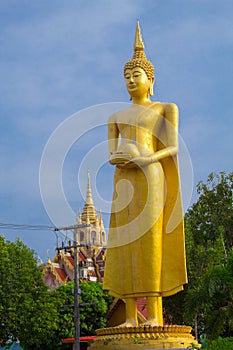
[54,267,67,282]
[65,255,74,267]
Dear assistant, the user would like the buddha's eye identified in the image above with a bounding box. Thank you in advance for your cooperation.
[124,74,130,79]
[133,72,141,78]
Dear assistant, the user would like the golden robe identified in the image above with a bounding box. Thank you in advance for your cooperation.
[103,104,187,299]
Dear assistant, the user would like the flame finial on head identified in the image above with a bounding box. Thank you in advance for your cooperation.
[134,20,144,51]
[124,20,154,79]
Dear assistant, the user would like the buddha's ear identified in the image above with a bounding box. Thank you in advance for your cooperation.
[149,77,155,96]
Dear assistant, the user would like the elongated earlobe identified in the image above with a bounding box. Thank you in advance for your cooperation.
[149,79,154,96]
[149,84,154,96]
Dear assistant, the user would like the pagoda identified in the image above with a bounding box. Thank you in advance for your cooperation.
[42,172,107,289]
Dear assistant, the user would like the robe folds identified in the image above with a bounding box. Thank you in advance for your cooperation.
[103,104,187,299]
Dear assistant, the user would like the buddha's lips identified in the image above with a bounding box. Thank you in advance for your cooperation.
[128,85,137,90]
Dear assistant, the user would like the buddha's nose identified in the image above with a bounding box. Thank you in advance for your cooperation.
[129,76,134,83]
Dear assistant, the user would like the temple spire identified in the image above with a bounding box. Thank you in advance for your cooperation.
[86,170,94,205]
[81,171,97,224]
[99,210,104,229]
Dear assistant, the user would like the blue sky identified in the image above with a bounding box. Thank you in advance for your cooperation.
[0,0,232,261]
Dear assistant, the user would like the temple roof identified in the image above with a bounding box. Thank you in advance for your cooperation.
[42,171,107,288]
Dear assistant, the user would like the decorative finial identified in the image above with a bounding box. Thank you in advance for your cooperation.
[124,21,154,80]
[134,20,144,51]
[46,250,51,264]
[99,210,104,228]
[38,256,43,266]
[76,209,82,224]
[86,170,94,205]
[81,170,98,223]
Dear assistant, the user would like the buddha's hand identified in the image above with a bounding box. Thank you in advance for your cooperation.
[109,153,131,165]
[109,156,122,165]
[124,155,156,168]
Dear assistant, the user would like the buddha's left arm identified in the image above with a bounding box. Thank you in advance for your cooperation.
[108,114,120,165]
[151,103,179,162]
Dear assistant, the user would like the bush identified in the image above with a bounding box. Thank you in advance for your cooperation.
[202,337,233,349]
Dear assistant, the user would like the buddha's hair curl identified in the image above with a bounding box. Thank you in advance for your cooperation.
[124,60,154,79]
[124,50,154,79]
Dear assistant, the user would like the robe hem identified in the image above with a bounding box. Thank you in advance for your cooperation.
[106,284,185,299]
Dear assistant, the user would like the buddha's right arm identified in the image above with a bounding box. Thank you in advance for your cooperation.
[108,114,120,164]
[150,103,179,163]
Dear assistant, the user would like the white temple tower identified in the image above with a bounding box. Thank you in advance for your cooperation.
[75,171,107,248]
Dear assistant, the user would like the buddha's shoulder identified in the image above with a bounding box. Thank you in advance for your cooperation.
[150,101,178,112]
[108,107,132,122]
[108,102,178,122]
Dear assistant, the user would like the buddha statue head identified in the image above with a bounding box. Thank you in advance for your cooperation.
[124,21,155,97]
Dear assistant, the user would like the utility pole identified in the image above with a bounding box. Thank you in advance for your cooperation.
[73,227,81,350]
[55,224,90,350]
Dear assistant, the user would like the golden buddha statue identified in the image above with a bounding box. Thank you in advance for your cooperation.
[103,22,187,327]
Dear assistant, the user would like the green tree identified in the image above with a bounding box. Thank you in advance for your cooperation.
[0,235,62,350]
[184,172,233,339]
[56,280,113,339]
[199,249,233,339]
[0,235,113,349]
[79,281,113,335]
[202,337,233,350]
[163,172,233,340]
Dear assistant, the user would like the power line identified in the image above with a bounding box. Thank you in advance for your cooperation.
[0,222,55,231]
[0,222,91,233]
[0,222,89,250]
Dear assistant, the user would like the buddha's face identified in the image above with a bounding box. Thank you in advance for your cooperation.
[124,67,153,98]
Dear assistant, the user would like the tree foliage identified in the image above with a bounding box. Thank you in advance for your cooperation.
[0,235,62,350]
[202,337,233,350]
[0,235,113,348]
[163,172,233,340]
[186,172,233,252]
[55,280,113,338]
[79,281,113,335]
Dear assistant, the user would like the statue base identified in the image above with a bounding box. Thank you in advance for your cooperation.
[88,325,200,349]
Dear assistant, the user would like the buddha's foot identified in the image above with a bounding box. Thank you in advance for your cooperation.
[141,320,160,327]
[114,321,138,328]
